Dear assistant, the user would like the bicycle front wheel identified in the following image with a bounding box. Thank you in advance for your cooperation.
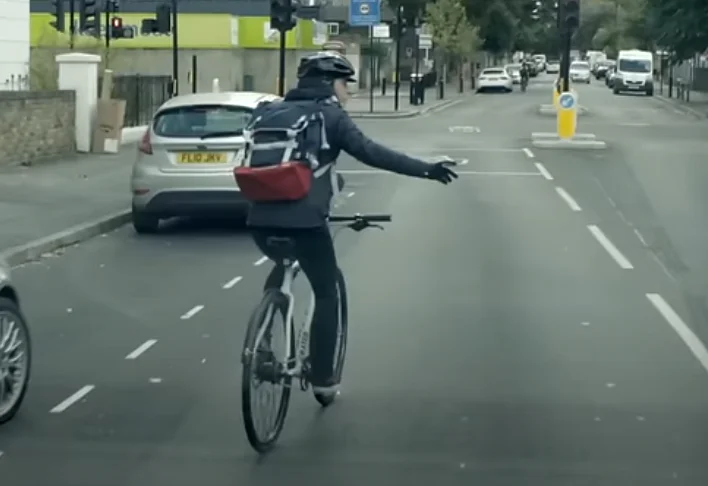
[241,289,292,453]
[314,268,348,407]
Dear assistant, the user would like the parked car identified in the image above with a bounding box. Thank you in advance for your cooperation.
[505,63,522,84]
[477,67,513,93]
[570,61,591,83]
[130,91,281,233]
[0,258,31,424]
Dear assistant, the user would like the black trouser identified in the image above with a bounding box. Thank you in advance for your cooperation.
[251,226,339,385]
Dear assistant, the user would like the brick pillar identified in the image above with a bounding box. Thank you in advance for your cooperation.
[55,53,101,153]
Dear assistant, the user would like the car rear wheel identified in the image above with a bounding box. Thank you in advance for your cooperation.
[132,206,160,234]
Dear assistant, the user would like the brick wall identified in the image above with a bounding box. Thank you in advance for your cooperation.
[0,91,75,167]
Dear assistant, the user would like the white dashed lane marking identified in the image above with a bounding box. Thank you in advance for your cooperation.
[534,162,553,180]
[125,339,157,360]
[587,225,634,269]
[50,385,95,414]
[555,186,582,211]
[222,276,243,289]
[180,305,204,320]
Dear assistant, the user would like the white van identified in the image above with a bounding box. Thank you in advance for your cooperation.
[613,49,653,96]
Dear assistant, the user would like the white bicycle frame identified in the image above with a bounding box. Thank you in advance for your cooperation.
[250,224,348,380]
[253,257,314,379]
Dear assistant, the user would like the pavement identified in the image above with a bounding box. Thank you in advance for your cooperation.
[2,74,708,484]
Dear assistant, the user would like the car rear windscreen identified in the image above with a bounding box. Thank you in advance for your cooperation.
[153,105,253,138]
[483,70,504,75]
[571,63,589,70]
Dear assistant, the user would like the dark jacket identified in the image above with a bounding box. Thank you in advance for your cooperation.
[246,79,431,228]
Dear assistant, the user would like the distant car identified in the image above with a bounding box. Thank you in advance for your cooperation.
[593,60,615,79]
[570,61,591,83]
[0,258,31,425]
[130,91,282,233]
[477,68,513,93]
[546,60,560,74]
[505,63,522,84]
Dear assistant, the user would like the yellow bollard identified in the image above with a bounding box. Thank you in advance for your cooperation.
[556,91,578,140]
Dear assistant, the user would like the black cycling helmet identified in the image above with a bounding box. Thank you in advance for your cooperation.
[297,51,356,82]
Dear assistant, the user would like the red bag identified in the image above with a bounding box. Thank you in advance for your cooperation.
[234,161,312,202]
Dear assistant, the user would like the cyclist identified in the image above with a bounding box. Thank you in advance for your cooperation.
[520,62,529,90]
[247,52,458,397]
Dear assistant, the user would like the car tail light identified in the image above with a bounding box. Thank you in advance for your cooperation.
[138,129,152,154]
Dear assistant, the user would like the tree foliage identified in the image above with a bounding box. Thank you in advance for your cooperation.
[424,0,479,58]
[388,0,708,60]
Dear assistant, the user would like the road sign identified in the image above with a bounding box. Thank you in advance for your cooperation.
[558,92,576,110]
[349,0,380,26]
[556,91,577,139]
[372,24,389,38]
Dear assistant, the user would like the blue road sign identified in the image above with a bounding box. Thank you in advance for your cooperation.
[349,0,380,26]
[559,92,576,109]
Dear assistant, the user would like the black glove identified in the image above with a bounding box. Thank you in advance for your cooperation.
[425,161,458,184]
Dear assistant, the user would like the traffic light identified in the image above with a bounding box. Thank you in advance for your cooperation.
[156,4,171,33]
[110,17,124,38]
[79,0,99,35]
[562,0,579,30]
[270,0,297,32]
[50,0,65,32]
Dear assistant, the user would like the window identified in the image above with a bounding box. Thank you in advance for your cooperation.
[482,69,504,75]
[618,59,650,73]
[570,62,590,70]
[153,105,253,138]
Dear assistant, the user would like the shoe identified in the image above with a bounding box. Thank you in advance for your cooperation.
[311,376,340,396]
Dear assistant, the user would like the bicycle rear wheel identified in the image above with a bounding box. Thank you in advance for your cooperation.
[241,289,293,453]
[314,268,348,407]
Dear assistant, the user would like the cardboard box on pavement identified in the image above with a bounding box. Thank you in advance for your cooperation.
[92,98,126,154]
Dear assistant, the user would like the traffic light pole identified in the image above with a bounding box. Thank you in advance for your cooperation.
[105,0,111,49]
[561,27,571,92]
[171,0,179,96]
[393,6,402,111]
[277,29,286,96]
[69,0,76,49]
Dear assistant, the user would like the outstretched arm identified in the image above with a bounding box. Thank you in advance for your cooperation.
[334,110,431,178]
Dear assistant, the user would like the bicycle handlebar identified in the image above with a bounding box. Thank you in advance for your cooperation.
[328,213,392,232]
[329,214,391,223]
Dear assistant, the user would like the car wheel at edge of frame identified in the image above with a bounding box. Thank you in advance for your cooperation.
[0,296,32,425]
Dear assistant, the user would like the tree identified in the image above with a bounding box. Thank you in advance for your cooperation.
[645,0,708,60]
[425,0,480,84]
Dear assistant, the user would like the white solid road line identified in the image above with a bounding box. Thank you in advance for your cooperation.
[222,276,243,289]
[647,293,708,375]
[555,186,582,211]
[254,256,269,266]
[346,192,355,198]
[587,225,634,269]
[180,305,204,320]
[534,162,553,180]
[50,385,95,413]
[125,339,157,360]
[523,148,534,158]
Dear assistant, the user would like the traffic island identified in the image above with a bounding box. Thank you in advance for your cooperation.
[531,133,606,149]
[539,104,588,116]
[532,91,606,149]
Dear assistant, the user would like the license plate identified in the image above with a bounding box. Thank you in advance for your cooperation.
[176,152,227,164]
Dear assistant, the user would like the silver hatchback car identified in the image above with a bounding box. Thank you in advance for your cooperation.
[0,259,31,424]
[130,91,281,233]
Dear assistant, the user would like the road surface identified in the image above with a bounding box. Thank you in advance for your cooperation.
[2,75,708,485]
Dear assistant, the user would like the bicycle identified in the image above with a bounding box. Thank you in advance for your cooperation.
[241,213,391,453]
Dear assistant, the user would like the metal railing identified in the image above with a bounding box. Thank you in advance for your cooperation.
[98,74,171,127]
